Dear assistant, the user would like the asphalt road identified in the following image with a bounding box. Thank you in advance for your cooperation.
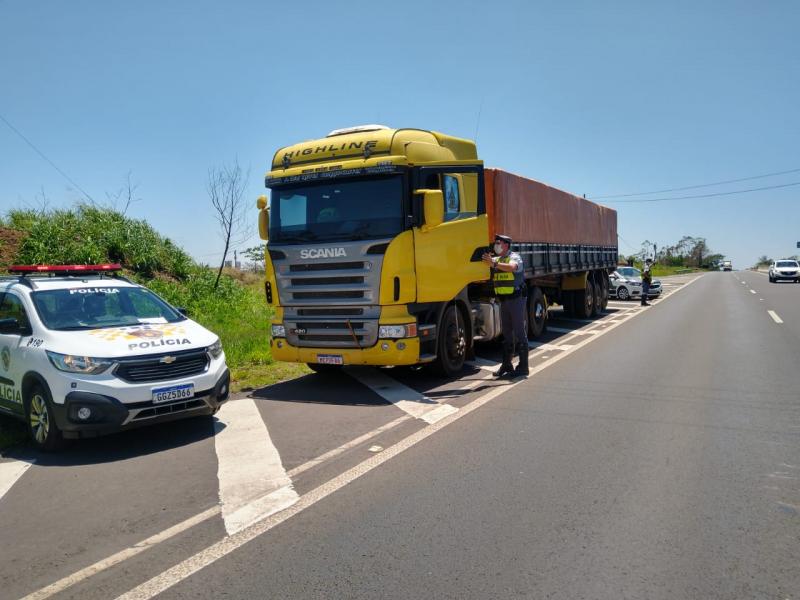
[1,272,798,599]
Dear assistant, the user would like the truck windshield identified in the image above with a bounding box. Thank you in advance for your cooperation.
[31,287,185,331]
[268,175,404,243]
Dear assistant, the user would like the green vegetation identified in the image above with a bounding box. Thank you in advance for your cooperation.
[0,204,308,401]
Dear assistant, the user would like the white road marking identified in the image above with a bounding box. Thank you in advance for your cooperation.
[116,275,704,600]
[750,289,756,294]
[23,413,413,600]
[768,310,783,324]
[550,316,595,324]
[346,367,458,424]
[529,341,572,351]
[20,506,221,600]
[547,326,597,335]
[0,458,33,502]
[214,399,298,535]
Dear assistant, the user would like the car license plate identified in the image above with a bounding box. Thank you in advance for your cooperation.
[317,354,344,365]
[152,384,194,404]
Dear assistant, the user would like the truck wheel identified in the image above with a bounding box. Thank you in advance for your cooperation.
[433,305,466,376]
[25,383,64,452]
[591,278,602,317]
[528,287,547,338]
[307,363,343,374]
[574,280,594,319]
[599,274,609,310]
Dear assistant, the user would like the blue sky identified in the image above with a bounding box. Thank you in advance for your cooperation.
[1,0,798,268]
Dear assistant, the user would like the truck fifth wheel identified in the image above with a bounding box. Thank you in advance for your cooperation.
[257,125,617,376]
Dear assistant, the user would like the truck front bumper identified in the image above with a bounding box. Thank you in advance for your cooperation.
[50,370,230,439]
[270,337,422,366]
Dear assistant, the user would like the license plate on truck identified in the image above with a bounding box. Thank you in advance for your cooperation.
[317,354,344,365]
[152,384,195,404]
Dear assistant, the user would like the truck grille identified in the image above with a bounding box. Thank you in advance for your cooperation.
[115,349,209,383]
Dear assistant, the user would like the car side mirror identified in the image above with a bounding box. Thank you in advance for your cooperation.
[415,189,444,231]
[257,196,269,241]
[0,317,21,334]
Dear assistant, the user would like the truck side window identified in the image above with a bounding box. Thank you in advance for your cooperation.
[0,293,30,332]
[443,175,460,221]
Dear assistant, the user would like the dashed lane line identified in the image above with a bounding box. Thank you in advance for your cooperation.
[768,310,784,324]
[547,326,597,335]
[115,274,704,600]
[750,289,757,294]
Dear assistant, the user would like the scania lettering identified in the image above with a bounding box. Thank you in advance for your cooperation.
[0,264,230,450]
[257,126,618,376]
[299,248,347,259]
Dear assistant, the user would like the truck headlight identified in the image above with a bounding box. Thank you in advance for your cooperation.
[379,324,418,339]
[46,351,114,375]
[208,339,224,359]
[271,324,286,338]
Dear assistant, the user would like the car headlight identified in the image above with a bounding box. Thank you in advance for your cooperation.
[208,339,224,359]
[379,324,418,339]
[46,351,114,375]
[271,324,286,338]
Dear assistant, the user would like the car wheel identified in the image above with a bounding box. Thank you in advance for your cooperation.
[25,383,63,451]
[307,363,343,374]
[528,287,547,338]
[433,305,466,377]
[617,286,630,301]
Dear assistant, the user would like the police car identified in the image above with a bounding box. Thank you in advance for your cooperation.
[0,264,230,450]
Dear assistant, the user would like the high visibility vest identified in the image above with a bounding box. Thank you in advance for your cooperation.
[493,256,517,295]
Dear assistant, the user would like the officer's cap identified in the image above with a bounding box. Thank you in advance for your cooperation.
[495,234,512,244]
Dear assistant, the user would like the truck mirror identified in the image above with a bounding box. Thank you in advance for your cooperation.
[258,206,270,241]
[417,189,444,231]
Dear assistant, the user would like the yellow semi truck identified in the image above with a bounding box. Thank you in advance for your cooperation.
[257,125,617,375]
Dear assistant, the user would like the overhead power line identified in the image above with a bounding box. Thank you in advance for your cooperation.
[603,181,800,203]
[591,167,800,199]
[0,112,95,203]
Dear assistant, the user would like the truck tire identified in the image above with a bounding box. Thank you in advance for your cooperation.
[433,305,466,377]
[573,280,594,319]
[599,273,609,310]
[528,287,547,338]
[591,277,602,316]
[25,383,64,452]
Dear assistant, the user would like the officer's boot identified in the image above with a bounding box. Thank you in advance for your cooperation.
[494,344,515,378]
[513,343,529,377]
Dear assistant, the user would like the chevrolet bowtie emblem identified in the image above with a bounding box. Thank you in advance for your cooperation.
[160,356,177,364]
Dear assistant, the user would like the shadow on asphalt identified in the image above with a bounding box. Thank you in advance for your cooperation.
[7,415,218,466]
[250,373,389,407]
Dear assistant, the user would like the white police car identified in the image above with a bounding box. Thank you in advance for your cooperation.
[0,264,230,450]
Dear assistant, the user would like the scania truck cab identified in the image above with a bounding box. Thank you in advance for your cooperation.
[258,125,617,376]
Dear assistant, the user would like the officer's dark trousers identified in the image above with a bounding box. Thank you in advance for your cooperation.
[641,281,650,304]
[500,295,527,345]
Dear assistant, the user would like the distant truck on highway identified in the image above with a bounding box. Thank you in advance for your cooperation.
[257,126,617,375]
[722,260,732,271]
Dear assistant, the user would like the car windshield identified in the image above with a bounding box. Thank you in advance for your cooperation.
[776,261,798,268]
[31,287,185,331]
[268,175,404,243]
[618,268,640,278]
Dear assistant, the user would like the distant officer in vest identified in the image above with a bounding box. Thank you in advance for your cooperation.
[641,258,653,306]
[482,234,529,378]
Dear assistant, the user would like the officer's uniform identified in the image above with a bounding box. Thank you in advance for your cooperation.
[492,237,529,377]
[641,262,652,305]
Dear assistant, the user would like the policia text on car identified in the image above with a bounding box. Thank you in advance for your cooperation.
[483,234,529,378]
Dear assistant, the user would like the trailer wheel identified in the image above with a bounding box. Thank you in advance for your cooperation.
[574,280,594,319]
[528,287,547,338]
[600,273,609,310]
[591,277,602,316]
[433,305,466,377]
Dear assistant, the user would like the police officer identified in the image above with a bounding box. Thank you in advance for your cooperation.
[641,258,653,306]
[482,234,529,377]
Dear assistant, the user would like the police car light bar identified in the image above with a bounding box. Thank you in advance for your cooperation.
[8,264,123,274]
